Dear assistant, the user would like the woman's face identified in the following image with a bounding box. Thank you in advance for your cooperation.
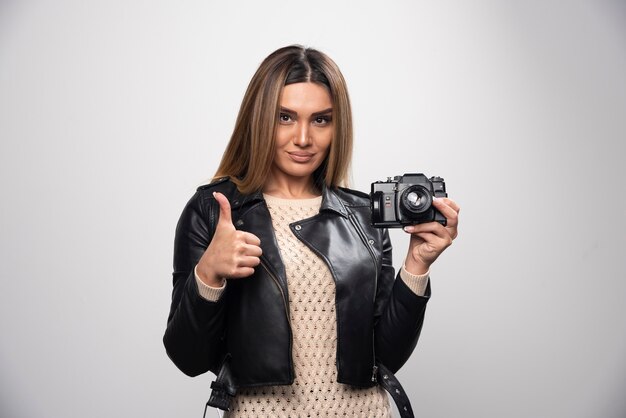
[271,82,333,186]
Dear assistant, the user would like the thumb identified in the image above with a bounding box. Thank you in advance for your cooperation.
[213,192,234,227]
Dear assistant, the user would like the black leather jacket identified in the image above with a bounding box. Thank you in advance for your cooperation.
[163,177,430,389]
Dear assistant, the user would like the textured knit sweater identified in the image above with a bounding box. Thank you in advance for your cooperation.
[195,194,430,417]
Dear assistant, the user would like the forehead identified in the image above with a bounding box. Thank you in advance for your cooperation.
[280,82,332,111]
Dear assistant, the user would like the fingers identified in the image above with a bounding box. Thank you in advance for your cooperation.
[237,242,262,258]
[404,221,446,236]
[432,197,460,227]
[248,244,262,257]
[225,234,262,277]
[225,255,261,278]
[239,255,261,268]
[404,222,452,244]
[215,247,261,279]
[231,266,256,278]
[437,197,460,213]
[242,231,261,246]
[213,191,233,226]
[413,231,452,250]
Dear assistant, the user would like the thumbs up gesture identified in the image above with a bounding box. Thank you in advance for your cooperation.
[196,192,263,287]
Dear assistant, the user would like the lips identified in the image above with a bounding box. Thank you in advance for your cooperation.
[287,152,315,163]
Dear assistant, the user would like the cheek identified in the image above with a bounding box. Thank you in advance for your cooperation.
[274,127,291,148]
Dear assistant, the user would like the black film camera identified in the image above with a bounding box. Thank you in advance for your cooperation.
[370,173,448,228]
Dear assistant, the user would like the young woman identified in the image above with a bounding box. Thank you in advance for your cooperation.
[164,45,460,417]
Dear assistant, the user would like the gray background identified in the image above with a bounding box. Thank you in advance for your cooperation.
[1,1,625,417]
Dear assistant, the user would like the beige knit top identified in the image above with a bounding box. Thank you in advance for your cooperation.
[195,194,430,417]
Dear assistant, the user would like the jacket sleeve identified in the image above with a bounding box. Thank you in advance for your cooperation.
[163,190,227,377]
[373,228,431,373]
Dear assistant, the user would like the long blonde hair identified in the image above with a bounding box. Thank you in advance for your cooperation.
[214,45,353,194]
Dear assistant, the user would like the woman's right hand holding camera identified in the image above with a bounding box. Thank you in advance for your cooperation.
[195,192,262,287]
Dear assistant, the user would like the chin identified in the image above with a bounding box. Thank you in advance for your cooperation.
[277,161,322,180]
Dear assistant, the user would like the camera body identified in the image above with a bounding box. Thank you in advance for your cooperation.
[370,173,447,228]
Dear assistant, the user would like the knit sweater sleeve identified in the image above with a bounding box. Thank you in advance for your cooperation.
[399,266,430,296]
[194,264,227,301]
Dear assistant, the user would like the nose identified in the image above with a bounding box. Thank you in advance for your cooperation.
[293,122,311,147]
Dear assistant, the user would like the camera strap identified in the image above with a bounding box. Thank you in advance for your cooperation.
[376,362,415,418]
[204,354,236,416]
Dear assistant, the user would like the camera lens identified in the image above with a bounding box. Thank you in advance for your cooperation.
[400,185,432,216]
[406,191,422,207]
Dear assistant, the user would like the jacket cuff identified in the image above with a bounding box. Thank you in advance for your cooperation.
[195,264,226,302]
[400,265,429,296]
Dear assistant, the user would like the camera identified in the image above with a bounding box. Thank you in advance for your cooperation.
[370,173,447,228]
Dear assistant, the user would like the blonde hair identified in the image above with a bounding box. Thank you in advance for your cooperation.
[214,45,353,194]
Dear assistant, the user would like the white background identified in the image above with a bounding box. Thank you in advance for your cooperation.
[1,1,625,417]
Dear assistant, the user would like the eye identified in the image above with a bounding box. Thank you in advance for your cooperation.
[314,115,332,126]
[279,113,293,123]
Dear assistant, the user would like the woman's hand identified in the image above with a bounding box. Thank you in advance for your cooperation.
[195,192,263,287]
[403,197,460,275]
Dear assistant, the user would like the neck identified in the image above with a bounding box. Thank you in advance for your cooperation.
[264,174,321,199]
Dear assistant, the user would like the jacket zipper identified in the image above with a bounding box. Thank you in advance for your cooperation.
[290,221,347,382]
[347,213,381,385]
[293,216,380,386]
[260,259,294,382]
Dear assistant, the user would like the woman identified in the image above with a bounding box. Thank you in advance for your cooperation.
[164,45,460,417]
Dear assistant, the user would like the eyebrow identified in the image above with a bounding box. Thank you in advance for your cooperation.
[280,106,333,117]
